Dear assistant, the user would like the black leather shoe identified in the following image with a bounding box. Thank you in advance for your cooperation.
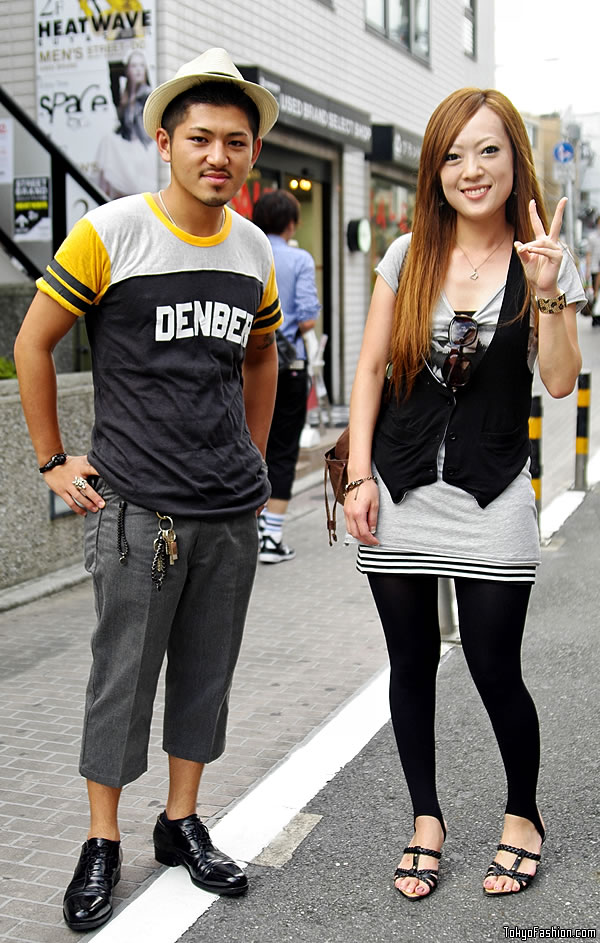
[153,812,248,896]
[63,838,122,932]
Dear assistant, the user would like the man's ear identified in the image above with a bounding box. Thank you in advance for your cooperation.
[251,137,262,168]
[156,128,171,164]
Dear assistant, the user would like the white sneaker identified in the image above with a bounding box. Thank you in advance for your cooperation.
[259,534,296,564]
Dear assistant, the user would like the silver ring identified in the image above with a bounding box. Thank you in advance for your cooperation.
[72,476,87,491]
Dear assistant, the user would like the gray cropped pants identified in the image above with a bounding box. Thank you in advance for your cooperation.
[81,478,258,788]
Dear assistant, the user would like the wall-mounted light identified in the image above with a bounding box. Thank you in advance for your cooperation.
[289,171,312,192]
[347,218,372,253]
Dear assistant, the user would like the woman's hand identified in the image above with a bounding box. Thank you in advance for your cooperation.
[343,479,380,546]
[514,197,567,297]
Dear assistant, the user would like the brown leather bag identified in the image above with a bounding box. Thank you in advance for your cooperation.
[323,426,349,545]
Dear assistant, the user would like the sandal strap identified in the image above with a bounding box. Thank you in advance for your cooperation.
[394,844,442,891]
[403,845,442,860]
[394,866,439,889]
[486,861,536,887]
[497,842,541,862]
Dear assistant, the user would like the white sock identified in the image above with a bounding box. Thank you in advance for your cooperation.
[262,511,284,542]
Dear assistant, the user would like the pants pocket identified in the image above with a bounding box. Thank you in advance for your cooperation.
[82,477,111,573]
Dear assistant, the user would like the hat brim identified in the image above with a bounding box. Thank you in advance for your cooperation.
[143,74,279,139]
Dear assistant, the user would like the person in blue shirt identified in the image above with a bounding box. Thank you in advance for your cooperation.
[253,190,321,562]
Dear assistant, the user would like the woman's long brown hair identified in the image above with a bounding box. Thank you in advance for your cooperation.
[389,87,548,399]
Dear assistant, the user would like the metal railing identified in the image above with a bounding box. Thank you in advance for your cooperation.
[0,86,107,370]
[0,85,107,263]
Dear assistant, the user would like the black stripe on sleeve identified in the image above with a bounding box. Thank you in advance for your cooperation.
[259,297,280,318]
[43,269,92,315]
[253,307,282,332]
[48,260,96,302]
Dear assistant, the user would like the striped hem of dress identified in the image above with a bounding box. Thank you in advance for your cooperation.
[356,546,537,583]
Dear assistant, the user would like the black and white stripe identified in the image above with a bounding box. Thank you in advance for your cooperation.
[356,546,537,583]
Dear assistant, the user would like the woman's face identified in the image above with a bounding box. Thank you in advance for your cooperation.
[439,105,514,225]
[127,53,147,85]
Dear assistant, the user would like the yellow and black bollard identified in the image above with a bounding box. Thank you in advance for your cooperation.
[575,371,591,491]
[529,394,542,526]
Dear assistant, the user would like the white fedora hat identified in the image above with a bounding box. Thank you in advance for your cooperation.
[143,47,279,139]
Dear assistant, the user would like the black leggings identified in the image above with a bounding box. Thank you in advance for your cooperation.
[368,574,543,838]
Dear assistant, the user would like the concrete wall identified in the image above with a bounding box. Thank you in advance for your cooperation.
[0,282,75,373]
[0,282,34,365]
[0,372,94,590]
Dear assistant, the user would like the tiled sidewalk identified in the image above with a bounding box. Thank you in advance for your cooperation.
[0,482,388,942]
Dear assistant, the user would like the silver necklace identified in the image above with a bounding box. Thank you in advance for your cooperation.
[158,189,177,226]
[157,190,226,233]
[456,233,509,280]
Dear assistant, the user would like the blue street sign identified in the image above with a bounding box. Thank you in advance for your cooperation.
[553,141,575,163]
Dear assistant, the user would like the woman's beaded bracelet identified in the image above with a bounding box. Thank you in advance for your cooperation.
[344,475,378,496]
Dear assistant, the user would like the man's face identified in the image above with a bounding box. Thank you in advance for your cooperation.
[159,102,261,208]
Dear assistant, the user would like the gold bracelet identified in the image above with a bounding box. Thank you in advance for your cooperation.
[344,475,378,496]
[536,292,566,314]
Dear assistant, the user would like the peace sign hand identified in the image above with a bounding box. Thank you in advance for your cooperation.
[514,197,567,297]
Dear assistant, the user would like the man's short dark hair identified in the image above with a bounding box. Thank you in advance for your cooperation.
[252,190,300,236]
[161,81,260,140]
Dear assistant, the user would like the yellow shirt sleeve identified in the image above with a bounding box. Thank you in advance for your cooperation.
[36,218,111,317]
[251,262,282,334]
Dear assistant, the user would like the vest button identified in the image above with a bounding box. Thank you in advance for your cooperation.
[447,466,456,476]
[448,433,457,441]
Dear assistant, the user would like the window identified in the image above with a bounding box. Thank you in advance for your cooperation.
[370,177,416,281]
[523,120,538,151]
[365,0,385,31]
[463,0,476,58]
[366,0,430,60]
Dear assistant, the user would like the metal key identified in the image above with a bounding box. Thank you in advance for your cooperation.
[165,527,178,565]
[156,514,178,566]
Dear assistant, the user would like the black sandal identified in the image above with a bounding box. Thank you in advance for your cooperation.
[394,846,442,900]
[484,843,541,895]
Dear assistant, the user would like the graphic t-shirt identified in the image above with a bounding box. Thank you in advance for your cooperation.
[37,193,282,517]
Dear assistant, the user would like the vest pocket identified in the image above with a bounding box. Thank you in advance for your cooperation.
[480,425,524,453]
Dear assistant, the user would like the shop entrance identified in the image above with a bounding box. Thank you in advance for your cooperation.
[230,144,332,394]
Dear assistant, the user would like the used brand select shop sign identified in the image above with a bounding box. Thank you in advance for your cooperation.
[240,66,371,152]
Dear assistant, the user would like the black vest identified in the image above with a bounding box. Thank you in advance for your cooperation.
[373,250,531,509]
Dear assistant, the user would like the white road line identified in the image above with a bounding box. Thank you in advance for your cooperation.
[540,447,600,541]
[90,641,452,942]
[89,664,392,941]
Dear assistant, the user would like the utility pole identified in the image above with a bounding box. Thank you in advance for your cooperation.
[553,138,576,250]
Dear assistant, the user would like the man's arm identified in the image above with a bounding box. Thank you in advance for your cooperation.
[14,291,105,516]
[295,251,320,335]
[242,329,278,458]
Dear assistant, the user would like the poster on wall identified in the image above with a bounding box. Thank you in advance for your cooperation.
[35,0,158,204]
[14,176,51,242]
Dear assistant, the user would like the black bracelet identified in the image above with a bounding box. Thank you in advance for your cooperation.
[344,475,378,496]
[39,452,67,474]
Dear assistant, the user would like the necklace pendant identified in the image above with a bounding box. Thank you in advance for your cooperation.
[469,271,479,280]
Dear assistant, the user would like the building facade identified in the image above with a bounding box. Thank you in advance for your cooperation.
[0,0,494,402]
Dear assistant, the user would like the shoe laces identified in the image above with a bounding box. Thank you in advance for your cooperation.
[178,816,211,847]
[86,842,117,879]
